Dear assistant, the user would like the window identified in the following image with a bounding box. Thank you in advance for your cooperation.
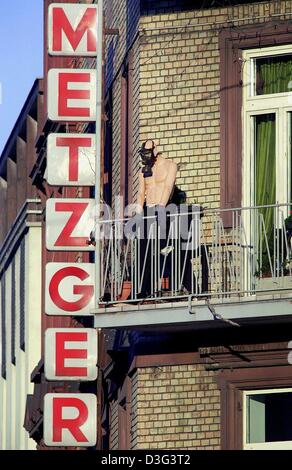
[243,45,292,213]
[1,274,6,379]
[11,260,16,364]
[120,52,134,209]
[220,24,292,226]
[19,239,25,351]
[242,46,292,277]
[243,388,292,449]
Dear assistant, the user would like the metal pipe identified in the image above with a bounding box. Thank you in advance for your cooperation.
[94,0,103,307]
[205,360,286,371]
[96,202,292,224]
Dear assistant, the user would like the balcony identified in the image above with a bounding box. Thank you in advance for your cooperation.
[93,203,292,330]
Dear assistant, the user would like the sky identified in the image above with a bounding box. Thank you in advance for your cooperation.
[0,0,43,154]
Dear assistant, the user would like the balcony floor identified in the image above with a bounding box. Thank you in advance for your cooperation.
[93,290,292,331]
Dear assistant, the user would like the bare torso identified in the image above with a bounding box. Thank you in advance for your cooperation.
[137,155,177,210]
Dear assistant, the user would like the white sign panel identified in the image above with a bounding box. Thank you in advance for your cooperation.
[48,3,98,56]
[45,263,95,316]
[47,133,96,186]
[45,328,97,381]
[48,69,97,122]
[46,198,95,251]
[44,393,97,447]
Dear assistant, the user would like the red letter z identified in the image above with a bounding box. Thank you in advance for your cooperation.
[54,201,89,247]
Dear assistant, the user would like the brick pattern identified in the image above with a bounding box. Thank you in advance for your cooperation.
[105,0,292,210]
[105,0,292,451]
[132,364,220,450]
[104,0,140,212]
[138,1,292,209]
[111,78,122,209]
[109,399,119,450]
[131,41,141,201]
[130,370,139,449]
[139,7,220,207]
[104,0,140,90]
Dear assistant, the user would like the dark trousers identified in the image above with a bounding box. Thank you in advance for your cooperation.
[137,205,195,297]
[137,205,169,297]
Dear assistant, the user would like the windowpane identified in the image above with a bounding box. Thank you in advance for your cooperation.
[11,260,16,364]
[19,239,25,351]
[255,113,276,227]
[256,55,292,95]
[1,274,6,379]
[254,114,276,275]
[246,391,292,444]
[247,394,265,443]
[255,113,276,208]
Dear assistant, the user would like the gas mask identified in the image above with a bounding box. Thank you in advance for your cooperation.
[138,140,156,178]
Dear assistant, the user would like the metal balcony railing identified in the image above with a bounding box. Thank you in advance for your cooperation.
[98,203,292,305]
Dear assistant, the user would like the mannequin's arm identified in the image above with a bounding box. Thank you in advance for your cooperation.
[160,162,177,206]
[136,171,145,213]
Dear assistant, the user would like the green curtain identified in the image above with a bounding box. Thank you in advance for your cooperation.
[254,56,292,272]
[256,56,292,95]
[255,113,276,249]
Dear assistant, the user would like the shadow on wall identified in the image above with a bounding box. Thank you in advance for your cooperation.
[126,0,140,51]
[105,0,140,89]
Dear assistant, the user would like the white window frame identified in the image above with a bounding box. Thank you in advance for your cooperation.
[243,387,292,450]
[242,44,292,211]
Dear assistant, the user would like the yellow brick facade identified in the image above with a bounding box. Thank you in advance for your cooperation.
[104,0,292,210]
[131,364,220,450]
[103,0,292,451]
[139,1,292,208]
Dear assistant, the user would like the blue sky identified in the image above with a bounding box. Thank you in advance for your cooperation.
[0,0,43,154]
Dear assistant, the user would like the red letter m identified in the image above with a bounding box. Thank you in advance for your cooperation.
[52,7,96,53]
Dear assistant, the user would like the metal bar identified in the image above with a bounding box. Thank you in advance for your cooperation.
[136,224,141,298]
[94,0,104,307]
[179,220,191,291]
[132,237,135,299]
[98,202,292,224]
[260,213,274,277]
[98,283,292,306]
[160,219,173,289]
[139,222,154,293]
[102,230,112,297]
[119,237,130,296]
[99,203,292,303]
[197,213,201,295]
[170,220,175,295]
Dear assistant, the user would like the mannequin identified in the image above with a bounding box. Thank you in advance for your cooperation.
[136,140,177,211]
[135,140,177,298]
[132,140,197,299]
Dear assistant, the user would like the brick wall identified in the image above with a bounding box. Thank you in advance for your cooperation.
[131,364,220,450]
[104,0,140,211]
[109,399,119,450]
[105,0,292,209]
[105,0,292,451]
[138,0,292,209]
[130,369,139,449]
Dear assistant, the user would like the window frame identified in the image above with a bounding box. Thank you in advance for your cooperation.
[219,23,292,225]
[242,44,292,211]
[120,51,134,209]
[1,273,6,379]
[243,387,292,450]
